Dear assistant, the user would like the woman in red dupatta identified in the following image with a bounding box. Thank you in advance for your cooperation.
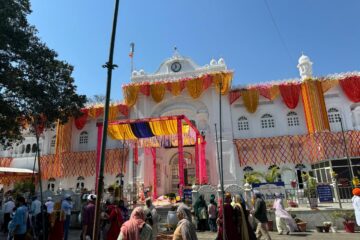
[48,202,65,240]
[107,202,124,240]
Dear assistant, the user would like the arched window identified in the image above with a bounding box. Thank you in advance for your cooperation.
[261,114,275,129]
[25,144,31,153]
[47,178,56,192]
[328,108,341,123]
[238,116,249,131]
[50,136,56,148]
[79,131,88,145]
[287,111,300,127]
[31,143,37,153]
[76,176,85,190]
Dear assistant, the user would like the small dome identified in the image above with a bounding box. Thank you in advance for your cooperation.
[132,71,138,76]
[139,69,145,75]
[210,59,217,66]
[298,54,311,65]
[218,58,225,65]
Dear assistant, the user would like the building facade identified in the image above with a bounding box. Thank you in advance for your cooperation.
[1,53,360,198]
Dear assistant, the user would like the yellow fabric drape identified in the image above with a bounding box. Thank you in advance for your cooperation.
[124,85,139,107]
[321,79,339,93]
[241,89,259,113]
[170,81,183,96]
[150,84,166,103]
[214,72,233,95]
[108,124,137,140]
[149,120,178,136]
[88,107,103,119]
[269,85,280,100]
[108,105,119,121]
[186,77,203,99]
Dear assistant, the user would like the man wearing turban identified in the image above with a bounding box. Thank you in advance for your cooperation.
[352,188,360,226]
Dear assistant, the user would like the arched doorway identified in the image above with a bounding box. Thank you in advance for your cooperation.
[169,152,195,193]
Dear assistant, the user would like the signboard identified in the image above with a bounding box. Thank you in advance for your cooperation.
[317,184,333,202]
[252,182,286,208]
[183,188,192,203]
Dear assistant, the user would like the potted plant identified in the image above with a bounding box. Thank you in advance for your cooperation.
[263,166,292,183]
[342,212,356,233]
[302,173,318,209]
[330,211,343,233]
[244,171,262,185]
[293,214,307,232]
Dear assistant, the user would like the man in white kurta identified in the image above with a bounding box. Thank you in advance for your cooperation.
[144,198,160,240]
[352,188,360,226]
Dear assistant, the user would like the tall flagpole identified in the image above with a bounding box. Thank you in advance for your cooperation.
[219,81,226,240]
[93,0,120,238]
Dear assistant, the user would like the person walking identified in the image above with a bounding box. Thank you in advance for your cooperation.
[216,194,237,240]
[8,196,28,240]
[30,196,41,238]
[207,197,217,232]
[252,191,271,240]
[82,194,97,240]
[234,195,256,240]
[272,193,297,234]
[106,201,124,240]
[172,204,198,240]
[48,202,65,240]
[352,188,360,226]
[144,198,160,239]
[61,194,73,240]
[45,197,55,214]
[194,195,208,231]
[117,207,153,240]
[3,196,15,234]
[119,200,130,222]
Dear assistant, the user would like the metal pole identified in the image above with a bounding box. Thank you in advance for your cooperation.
[93,0,120,238]
[35,132,45,240]
[339,116,354,179]
[219,81,226,240]
[214,124,222,185]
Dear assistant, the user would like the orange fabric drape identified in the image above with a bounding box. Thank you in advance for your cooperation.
[301,80,330,134]
[123,85,139,107]
[167,81,185,96]
[88,107,103,119]
[257,85,280,101]
[241,89,259,113]
[186,77,204,99]
[150,83,166,103]
[108,105,119,121]
[321,79,339,93]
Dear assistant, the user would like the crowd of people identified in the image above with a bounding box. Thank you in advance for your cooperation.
[1,187,359,240]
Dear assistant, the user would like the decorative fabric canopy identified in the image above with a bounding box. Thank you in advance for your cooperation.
[74,104,129,130]
[234,130,360,166]
[123,71,233,106]
[241,89,259,113]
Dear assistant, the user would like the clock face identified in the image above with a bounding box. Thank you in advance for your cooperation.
[171,62,182,72]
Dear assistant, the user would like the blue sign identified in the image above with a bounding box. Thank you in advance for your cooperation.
[317,184,333,202]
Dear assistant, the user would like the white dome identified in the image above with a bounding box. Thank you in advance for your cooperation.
[132,71,138,76]
[298,54,311,65]
[218,58,225,65]
[210,59,217,66]
[139,69,145,75]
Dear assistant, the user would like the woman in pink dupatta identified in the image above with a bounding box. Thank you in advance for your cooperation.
[117,207,153,240]
[272,193,297,234]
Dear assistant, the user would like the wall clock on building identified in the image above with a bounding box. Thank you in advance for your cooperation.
[171,61,182,72]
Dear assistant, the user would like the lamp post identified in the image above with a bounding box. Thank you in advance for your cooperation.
[93,0,120,238]
[338,116,354,179]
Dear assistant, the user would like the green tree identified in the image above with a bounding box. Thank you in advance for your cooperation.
[0,0,86,146]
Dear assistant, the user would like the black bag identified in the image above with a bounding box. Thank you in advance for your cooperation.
[145,212,153,226]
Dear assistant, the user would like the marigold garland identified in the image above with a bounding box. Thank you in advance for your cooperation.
[150,83,166,103]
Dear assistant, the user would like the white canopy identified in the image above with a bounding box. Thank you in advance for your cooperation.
[0,167,36,174]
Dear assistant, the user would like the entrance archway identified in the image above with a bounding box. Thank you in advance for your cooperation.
[169,152,195,193]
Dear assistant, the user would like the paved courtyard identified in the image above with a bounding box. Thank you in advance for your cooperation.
[65,229,360,240]
[1,229,359,239]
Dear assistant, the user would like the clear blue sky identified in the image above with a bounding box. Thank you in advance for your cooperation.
[28,0,360,100]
